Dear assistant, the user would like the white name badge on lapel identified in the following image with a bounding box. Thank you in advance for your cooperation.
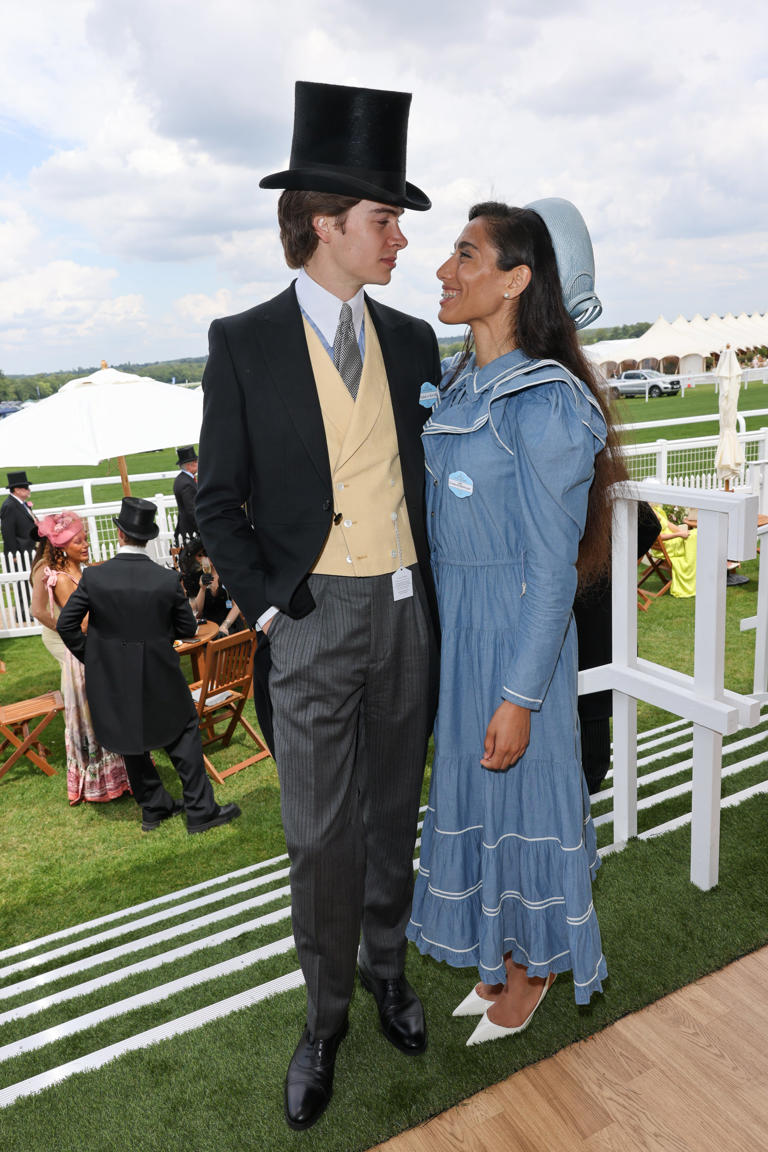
[419,382,439,408]
[448,471,474,498]
[392,566,414,601]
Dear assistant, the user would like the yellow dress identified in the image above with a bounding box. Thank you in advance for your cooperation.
[651,505,697,598]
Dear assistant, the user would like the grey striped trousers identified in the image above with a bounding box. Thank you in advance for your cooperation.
[267,567,437,1036]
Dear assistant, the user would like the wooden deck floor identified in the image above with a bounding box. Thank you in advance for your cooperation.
[375,946,768,1152]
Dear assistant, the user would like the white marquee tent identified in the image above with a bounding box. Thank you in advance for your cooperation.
[585,311,768,376]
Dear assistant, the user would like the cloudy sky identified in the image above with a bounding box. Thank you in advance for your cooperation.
[1,0,766,374]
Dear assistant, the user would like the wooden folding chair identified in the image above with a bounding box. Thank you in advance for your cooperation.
[0,691,64,780]
[189,631,271,783]
[637,535,673,611]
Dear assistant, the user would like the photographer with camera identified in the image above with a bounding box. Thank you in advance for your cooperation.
[179,537,245,638]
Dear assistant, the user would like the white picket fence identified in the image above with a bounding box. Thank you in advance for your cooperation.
[622,416,768,498]
[3,432,768,635]
[0,493,182,636]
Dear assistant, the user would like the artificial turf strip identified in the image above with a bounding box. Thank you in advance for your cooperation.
[1,792,767,1152]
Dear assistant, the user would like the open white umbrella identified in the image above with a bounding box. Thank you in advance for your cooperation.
[714,345,744,490]
[0,364,203,494]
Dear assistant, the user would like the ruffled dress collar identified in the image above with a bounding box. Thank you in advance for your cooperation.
[423,347,606,448]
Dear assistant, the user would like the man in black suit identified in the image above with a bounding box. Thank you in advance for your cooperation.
[196,82,440,1130]
[173,445,198,543]
[57,496,240,835]
[1,470,38,559]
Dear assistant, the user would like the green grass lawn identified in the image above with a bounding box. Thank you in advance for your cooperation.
[612,376,768,446]
[1,552,760,942]
[16,447,181,511]
[1,587,765,1150]
[1,442,767,1149]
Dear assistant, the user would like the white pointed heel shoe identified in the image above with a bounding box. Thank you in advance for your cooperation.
[466,974,556,1046]
[452,986,497,1017]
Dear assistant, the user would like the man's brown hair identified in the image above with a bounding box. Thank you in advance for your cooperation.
[277,190,361,268]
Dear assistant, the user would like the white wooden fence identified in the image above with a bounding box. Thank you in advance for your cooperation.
[579,480,762,891]
[0,493,181,636]
[3,468,768,893]
[621,415,768,497]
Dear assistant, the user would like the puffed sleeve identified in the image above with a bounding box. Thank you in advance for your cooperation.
[494,381,598,710]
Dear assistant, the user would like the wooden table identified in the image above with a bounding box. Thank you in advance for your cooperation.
[174,620,218,679]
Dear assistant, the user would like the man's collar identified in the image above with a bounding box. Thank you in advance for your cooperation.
[295,267,364,348]
[117,545,149,556]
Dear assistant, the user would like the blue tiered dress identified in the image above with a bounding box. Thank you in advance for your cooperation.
[407,349,608,1004]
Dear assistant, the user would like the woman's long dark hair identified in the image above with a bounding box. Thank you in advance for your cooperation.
[449,201,626,586]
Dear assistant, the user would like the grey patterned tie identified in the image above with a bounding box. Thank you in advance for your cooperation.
[333,302,363,400]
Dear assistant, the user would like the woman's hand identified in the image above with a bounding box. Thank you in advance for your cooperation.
[481,701,531,771]
[660,523,689,542]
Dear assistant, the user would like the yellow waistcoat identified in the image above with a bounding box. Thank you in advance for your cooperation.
[303,311,417,577]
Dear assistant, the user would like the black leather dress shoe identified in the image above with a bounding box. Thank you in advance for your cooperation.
[187,802,241,835]
[358,964,427,1053]
[141,799,184,831]
[284,1021,348,1131]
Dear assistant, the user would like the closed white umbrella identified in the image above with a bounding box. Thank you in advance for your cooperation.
[0,365,202,494]
[714,345,744,490]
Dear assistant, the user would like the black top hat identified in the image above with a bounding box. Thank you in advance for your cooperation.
[7,470,31,490]
[259,81,430,211]
[113,497,159,541]
[176,445,198,466]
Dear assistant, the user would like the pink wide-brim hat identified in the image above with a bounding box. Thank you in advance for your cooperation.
[36,511,85,548]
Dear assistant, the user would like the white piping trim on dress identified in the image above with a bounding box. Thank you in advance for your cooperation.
[503,687,543,704]
[481,829,586,853]
[426,880,484,901]
[482,891,565,915]
[566,902,596,927]
[411,926,587,975]
[573,954,606,988]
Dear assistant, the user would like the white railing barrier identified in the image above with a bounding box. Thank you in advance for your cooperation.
[0,551,37,636]
[739,519,768,698]
[4,470,181,508]
[579,481,762,891]
[0,494,179,636]
[3,470,766,888]
[623,427,768,488]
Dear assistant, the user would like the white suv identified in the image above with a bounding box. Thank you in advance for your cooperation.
[609,369,681,398]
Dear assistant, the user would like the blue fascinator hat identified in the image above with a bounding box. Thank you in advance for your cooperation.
[525,197,602,330]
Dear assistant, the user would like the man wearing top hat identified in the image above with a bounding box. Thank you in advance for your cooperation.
[196,82,440,1129]
[173,445,198,543]
[57,496,240,835]
[1,471,38,559]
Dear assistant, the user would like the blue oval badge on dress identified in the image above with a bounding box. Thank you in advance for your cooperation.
[448,471,474,498]
[419,382,439,408]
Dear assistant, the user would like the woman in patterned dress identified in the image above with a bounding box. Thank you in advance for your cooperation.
[30,512,131,804]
